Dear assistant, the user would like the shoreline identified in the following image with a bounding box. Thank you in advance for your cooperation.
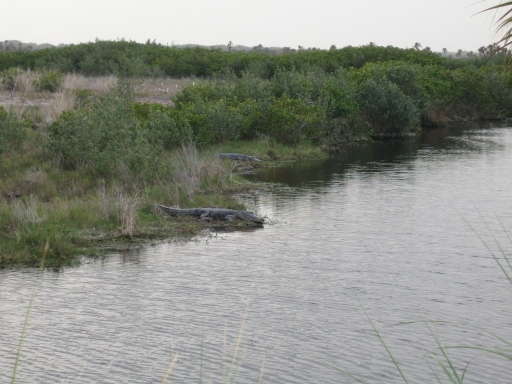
[0,140,327,268]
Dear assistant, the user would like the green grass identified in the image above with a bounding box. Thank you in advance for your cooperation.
[0,128,326,267]
[206,138,329,163]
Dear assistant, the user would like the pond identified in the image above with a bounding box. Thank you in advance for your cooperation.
[1,123,512,383]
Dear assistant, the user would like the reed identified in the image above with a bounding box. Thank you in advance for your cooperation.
[11,240,49,384]
[328,216,512,383]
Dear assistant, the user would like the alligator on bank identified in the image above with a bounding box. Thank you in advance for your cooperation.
[218,153,262,162]
[157,205,265,224]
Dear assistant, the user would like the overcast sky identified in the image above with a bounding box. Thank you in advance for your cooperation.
[1,0,504,52]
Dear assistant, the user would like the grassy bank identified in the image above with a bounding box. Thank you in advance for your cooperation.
[0,87,323,267]
[1,62,511,267]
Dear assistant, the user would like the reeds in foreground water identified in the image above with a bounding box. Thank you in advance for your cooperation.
[327,214,512,383]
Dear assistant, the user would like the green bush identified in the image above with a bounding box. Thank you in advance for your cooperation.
[0,106,25,158]
[417,66,453,125]
[144,108,192,149]
[182,99,246,144]
[46,96,159,175]
[271,68,313,100]
[1,68,23,91]
[358,75,420,138]
[73,89,95,108]
[313,69,360,120]
[234,72,273,102]
[172,81,235,106]
[450,67,512,119]
[266,96,325,145]
[33,70,64,92]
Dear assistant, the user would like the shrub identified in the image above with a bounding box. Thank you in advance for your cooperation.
[132,102,194,148]
[271,68,313,100]
[266,96,325,145]
[0,106,25,158]
[181,99,246,144]
[417,66,453,125]
[33,70,65,92]
[46,96,159,175]
[358,75,420,138]
[144,108,192,149]
[450,67,512,119]
[172,81,235,106]
[73,89,95,108]
[313,69,360,120]
[1,68,24,91]
[234,73,273,102]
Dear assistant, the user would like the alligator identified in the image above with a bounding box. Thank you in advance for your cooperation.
[218,153,262,162]
[157,205,265,224]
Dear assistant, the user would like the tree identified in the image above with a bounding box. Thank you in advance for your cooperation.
[228,41,233,52]
[413,42,422,51]
[442,48,447,57]
[481,1,512,48]
[456,49,463,58]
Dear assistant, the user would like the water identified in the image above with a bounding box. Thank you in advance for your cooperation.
[2,124,512,383]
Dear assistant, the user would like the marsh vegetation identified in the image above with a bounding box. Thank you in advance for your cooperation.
[1,42,512,266]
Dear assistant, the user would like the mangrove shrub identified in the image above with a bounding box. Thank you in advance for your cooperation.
[0,106,25,159]
[46,96,159,175]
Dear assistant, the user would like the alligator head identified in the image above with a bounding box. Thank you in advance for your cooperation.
[238,211,265,223]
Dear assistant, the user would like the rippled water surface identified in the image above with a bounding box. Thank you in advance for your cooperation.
[2,124,512,383]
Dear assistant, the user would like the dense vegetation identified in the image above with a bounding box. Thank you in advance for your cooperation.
[1,40,512,266]
[0,39,487,77]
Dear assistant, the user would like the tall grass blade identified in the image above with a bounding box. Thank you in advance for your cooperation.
[363,306,410,383]
[426,358,444,384]
[11,240,49,384]
[223,296,251,384]
[460,213,512,285]
[199,319,205,384]
[477,209,512,273]
[161,353,178,384]
[446,345,512,360]
[430,354,458,383]
[258,354,266,384]
[317,360,370,383]
[425,321,462,383]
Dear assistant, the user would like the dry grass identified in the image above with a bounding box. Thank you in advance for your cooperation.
[0,69,37,94]
[63,73,117,93]
[116,190,140,236]
[9,197,45,241]
[24,168,46,186]
[41,91,76,125]
[171,145,233,199]
[12,198,44,225]
[133,77,191,98]
[1,74,189,112]
[15,70,37,94]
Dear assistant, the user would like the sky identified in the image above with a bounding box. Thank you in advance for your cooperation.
[1,0,505,52]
